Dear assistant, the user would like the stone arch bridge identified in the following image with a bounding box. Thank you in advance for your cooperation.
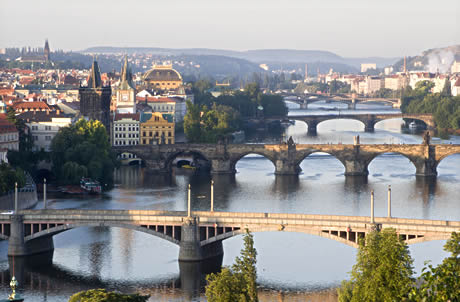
[285,95,402,110]
[2,210,459,262]
[112,143,460,177]
[278,113,435,134]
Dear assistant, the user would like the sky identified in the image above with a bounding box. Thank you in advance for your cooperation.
[1,0,459,58]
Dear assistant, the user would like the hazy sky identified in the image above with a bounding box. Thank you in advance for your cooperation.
[1,0,459,57]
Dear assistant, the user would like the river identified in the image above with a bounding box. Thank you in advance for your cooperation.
[0,101,459,301]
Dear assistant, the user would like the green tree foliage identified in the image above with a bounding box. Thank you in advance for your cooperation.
[401,81,460,131]
[0,163,25,195]
[184,101,241,143]
[68,289,149,302]
[205,230,258,302]
[338,228,415,302]
[50,119,117,188]
[411,232,459,301]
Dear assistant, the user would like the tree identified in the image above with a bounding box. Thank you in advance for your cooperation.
[411,232,459,301]
[441,78,452,97]
[0,163,25,195]
[50,119,117,188]
[338,228,415,302]
[183,100,202,142]
[205,230,258,302]
[68,289,149,302]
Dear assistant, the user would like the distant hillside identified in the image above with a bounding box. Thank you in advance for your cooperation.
[392,45,460,73]
[82,47,398,69]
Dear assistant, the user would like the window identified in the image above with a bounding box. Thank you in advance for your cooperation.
[143,131,146,136]
[45,126,51,131]
[32,126,38,131]
[33,136,38,141]
[149,132,152,137]
[168,132,171,137]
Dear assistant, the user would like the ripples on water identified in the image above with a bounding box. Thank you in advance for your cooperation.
[0,104,459,301]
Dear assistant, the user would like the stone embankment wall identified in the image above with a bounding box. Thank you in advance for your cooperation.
[0,174,38,210]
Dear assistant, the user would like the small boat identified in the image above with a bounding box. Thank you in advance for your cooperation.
[181,164,196,170]
[80,178,102,194]
[409,121,419,130]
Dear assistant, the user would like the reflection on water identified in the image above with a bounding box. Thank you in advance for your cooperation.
[0,107,459,301]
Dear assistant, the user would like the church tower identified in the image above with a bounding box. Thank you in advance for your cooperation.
[79,59,112,130]
[116,56,136,113]
[44,39,50,62]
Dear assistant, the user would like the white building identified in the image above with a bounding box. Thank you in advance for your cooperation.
[361,63,377,73]
[112,113,140,146]
[452,78,460,96]
[18,111,72,151]
[451,61,460,73]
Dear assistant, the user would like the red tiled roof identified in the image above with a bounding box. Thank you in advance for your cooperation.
[454,79,460,87]
[13,101,50,111]
[0,114,17,134]
[114,113,140,121]
[136,96,178,103]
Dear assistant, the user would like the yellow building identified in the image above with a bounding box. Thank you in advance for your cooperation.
[140,112,175,145]
[143,64,183,90]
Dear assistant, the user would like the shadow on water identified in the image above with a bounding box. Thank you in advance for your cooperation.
[271,175,300,196]
[344,176,368,193]
[415,177,438,216]
[1,252,223,299]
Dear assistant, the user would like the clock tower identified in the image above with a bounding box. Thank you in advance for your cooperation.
[116,56,136,113]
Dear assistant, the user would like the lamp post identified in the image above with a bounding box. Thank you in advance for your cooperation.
[187,184,191,217]
[370,190,375,224]
[210,180,214,212]
[14,183,18,213]
[387,185,391,218]
[43,178,47,209]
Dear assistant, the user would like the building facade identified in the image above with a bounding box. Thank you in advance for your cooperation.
[143,65,183,91]
[137,96,187,123]
[18,111,71,151]
[140,112,174,145]
[79,60,111,130]
[0,114,19,162]
[112,113,140,146]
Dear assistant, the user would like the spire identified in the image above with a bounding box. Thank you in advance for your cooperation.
[119,55,135,90]
[88,58,102,88]
[44,39,50,61]
[403,56,407,73]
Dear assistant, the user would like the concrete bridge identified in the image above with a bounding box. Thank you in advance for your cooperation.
[112,142,460,177]
[2,210,458,262]
[284,94,402,109]
[281,113,436,134]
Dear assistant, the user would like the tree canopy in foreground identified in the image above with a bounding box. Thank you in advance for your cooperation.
[338,228,415,302]
[68,289,149,302]
[205,229,258,302]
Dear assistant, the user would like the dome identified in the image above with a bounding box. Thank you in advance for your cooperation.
[143,65,182,82]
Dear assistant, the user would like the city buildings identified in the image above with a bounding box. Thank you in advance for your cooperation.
[361,63,377,73]
[112,113,140,146]
[140,112,174,145]
[0,114,19,163]
[17,110,71,151]
[136,96,186,123]
[143,64,183,91]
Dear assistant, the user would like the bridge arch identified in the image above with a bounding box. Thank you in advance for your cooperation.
[164,150,211,172]
[367,152,418,174]
[295,151,346,173]
[201,227,360,248]
[436,152,460,169]
[230,152,277,173]
[24,222,181,246]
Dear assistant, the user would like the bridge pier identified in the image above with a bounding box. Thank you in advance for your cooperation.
[364,120,376,132]
[415,160,437,177]
[8,215,54,257]
[274,160,301,175]
[144,159,168,173]
[348,102,356,110]
[307,121,318,135]
[179,217,224,262]
[343,159,369,176]
[210,159,234,174]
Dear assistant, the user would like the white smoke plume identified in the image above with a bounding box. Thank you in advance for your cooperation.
[426,50,455,73]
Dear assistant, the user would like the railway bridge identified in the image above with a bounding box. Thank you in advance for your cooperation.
[2,210,459,262]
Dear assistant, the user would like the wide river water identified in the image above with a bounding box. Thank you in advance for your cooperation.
[0,101,459,301]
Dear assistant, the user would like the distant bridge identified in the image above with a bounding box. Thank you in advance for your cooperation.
[283,94,402,109]
[281,113,435,134]
[112,142,460,176]
[2,210,459,262]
